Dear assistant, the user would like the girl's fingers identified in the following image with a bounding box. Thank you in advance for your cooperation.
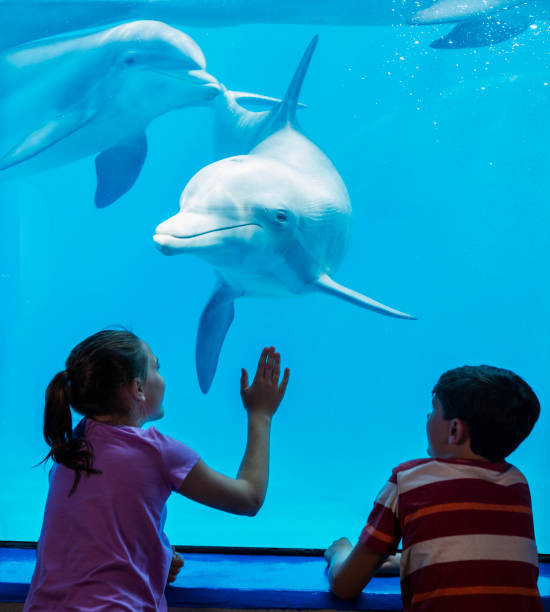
[272,353,280,383]
[265,348,275,380]
[256,347,270,378]
[279,368,290,395]
[240,368,249,392]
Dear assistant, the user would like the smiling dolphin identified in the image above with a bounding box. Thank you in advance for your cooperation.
[154,36,415,393]
[0,20,220,207]
[0,0,539,51]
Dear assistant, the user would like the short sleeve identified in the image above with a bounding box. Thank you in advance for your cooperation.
[147,428,200,491]
[359,473,401,556]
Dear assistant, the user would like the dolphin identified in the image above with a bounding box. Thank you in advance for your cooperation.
[0,20,221,207]
[0,0,540,51]
[409,0,539,48]
[154,36,416,393]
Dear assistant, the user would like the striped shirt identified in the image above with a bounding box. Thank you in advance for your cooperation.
[359,458,542,612]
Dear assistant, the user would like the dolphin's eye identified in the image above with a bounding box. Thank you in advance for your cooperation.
[276,211,288,223]
[125,56,136,65]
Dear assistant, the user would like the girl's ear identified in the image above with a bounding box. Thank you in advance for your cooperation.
[129,378,146,402]
[448,418,469,446]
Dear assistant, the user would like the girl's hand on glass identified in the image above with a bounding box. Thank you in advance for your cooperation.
[240,347,290,418]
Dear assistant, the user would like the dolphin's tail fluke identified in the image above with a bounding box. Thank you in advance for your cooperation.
[196,281,236,393]
[314,273,416,320]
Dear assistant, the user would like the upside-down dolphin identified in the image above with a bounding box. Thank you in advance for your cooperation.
[0,0,541,51]
[0,20,222,207]
[154,36,416,393]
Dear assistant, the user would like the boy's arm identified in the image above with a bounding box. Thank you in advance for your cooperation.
[325,537,387,599]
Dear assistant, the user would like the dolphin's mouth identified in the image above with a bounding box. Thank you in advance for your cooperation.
[151,68,220,89]
[154,223,261,254]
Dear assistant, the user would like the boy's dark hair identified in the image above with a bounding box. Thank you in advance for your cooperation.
[432,365,540,462]
[42,329,148,494]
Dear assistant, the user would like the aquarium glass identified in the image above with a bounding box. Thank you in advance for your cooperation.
[1,15,549,551]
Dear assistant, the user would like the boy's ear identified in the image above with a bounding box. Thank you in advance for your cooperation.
[448,418,469,446]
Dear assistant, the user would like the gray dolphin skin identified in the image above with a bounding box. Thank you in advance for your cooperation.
[0,20,221,207]
[0,0,541,51]
[154,36,415,393]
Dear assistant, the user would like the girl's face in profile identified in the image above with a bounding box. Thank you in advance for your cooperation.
[141,343,166,423]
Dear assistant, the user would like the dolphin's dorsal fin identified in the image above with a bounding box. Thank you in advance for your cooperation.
[94,132,147,208]
[314,273,416,320]
[196,281,236,393]
[259,35,318,139]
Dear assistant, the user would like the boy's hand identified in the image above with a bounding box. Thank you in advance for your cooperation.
[325,537,353,564]
[376,552,401,576]
[240,347,290,418]
[166,547,184,585]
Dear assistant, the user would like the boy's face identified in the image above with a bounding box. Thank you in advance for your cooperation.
[426,396,451,457]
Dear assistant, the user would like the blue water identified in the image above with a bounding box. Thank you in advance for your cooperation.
[1,19,549,551]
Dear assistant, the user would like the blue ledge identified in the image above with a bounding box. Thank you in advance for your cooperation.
[1,547,550,610]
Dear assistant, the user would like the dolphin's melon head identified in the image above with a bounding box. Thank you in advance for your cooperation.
[154,158,300,270]
[154,156,350,287]
[109,21,220,113]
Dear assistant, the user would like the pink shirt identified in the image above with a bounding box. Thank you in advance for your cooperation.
[24,418,200,611]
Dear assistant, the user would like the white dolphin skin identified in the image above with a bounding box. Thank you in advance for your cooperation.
[0,20,221,207]
[154,36,416,393]
[0,0,541,50]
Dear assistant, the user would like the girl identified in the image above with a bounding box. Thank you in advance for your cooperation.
[24,330,289,611]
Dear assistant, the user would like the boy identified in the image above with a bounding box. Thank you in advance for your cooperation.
[325,365,542,611]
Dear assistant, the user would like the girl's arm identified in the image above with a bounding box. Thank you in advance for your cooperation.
[178,347,289,516]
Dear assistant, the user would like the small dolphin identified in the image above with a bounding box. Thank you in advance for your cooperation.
[0,21,220,207]
[154,36,415,393]
[0,0,538,51]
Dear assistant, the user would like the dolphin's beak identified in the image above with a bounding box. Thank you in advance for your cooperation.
[154,211,260,254]
[188,69,221,99]
[150,67,221,98]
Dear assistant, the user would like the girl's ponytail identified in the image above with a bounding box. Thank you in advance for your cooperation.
[43,370,99,495]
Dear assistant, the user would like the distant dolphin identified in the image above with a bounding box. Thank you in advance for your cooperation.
[154,36,415,393]
[0,21,221,207]
[409,0,538,48]
[0,0,540,51]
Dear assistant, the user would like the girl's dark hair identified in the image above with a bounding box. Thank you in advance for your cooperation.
[43,330,148,494]
[433,365,540,462]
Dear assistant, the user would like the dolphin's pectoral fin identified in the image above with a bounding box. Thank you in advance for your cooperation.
[230,91,307,111]
[430,16,530,48]
[0,110,96,171]
[94,132,147,208]
[314,274,416,320]
[196,282,236,394]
